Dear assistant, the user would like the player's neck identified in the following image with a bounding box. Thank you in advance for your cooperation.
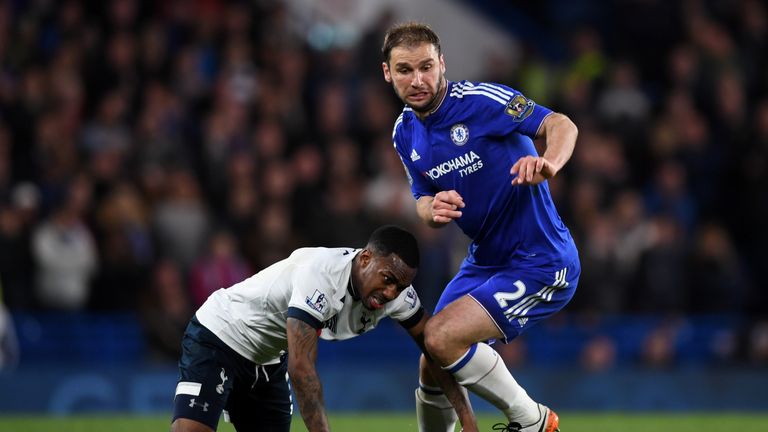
[348,259,360,300]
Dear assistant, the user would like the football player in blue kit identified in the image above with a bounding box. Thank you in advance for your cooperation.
[170,225,474,432]
[382,22,580,432]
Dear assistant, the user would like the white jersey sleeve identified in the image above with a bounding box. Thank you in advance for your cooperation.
[386,285,423,322]
[287,263,344,324]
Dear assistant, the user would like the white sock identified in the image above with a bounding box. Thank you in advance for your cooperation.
[415,383,458,432]
[445,342,538,425]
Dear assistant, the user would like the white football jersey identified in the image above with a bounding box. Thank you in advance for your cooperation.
[196,247,423,365]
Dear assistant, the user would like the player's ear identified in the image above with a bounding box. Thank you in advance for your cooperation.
[359,249,372,267]
[439,54,446,74]
[382,62,392,82]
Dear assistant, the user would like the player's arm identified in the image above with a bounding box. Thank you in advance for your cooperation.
[393,134,463,228]
[403,311,479,431]
[511,112,578,185]
[286,317,330,432]
[416,191,465,227]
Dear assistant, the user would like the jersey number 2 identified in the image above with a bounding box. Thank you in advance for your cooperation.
[493,280,527,308]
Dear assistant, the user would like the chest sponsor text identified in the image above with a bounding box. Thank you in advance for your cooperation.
[424,151,484,180]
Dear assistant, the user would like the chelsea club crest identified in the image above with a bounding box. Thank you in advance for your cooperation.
[450,123,469,146]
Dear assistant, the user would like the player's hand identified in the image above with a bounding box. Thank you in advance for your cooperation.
[431,190,464,223]
[510,155,557,185]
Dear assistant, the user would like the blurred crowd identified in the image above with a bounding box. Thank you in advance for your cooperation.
[0,0,766,366]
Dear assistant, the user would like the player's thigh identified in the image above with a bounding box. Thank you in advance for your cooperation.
[428,295,504,349]
[226,359,292,432]
[469,259,580,342]
[172,319,236,430]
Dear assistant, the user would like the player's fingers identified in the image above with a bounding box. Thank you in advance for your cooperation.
[432,198,459,213]
[439,190,465,208]
[433,202,458,212]
[432,192,448,208]
[511,164,523,185]
[524,159,534,182]
[449,192,465,208]
[531,160,540,181]
[433,209,461,223]
[443,209,463,218]
[512,157,538,185]
[433,194,452,208]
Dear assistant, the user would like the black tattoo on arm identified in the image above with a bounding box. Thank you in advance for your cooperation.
[287,317,330,432]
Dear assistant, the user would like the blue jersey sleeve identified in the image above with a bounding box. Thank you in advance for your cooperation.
[465,82,552,139]
[392,115,436,200]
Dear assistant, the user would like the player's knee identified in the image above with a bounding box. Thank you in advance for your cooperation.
[423,317,451,362]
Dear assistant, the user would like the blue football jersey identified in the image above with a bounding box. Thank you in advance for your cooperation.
[392,80,577,266]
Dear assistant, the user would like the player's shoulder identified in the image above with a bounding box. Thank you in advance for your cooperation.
[448,80,520,107]
[392,105,414,138]
[289,247,358,298]
[290,247,357,267]
[392,105,415,148]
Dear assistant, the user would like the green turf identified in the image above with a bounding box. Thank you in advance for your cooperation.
[0,412,766,431]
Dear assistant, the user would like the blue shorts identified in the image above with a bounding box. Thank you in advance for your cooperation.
[172,316,292,431]
[435,256,580,342]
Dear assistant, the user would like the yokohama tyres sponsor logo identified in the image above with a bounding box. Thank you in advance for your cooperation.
[424,151,483,180]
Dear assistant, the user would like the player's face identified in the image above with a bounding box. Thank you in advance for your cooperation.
[382,42,446,114]
[354,251,417,311]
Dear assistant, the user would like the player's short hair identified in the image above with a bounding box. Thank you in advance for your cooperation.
[382,22,441,64]
[367,225,420,269]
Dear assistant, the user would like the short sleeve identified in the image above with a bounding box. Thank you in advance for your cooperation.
[388,286,423,322]
[464,82,553,139]
[287,265,340,324]
[393,125,437,200]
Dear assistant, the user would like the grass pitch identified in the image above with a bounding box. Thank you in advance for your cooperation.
[0,412,766,431]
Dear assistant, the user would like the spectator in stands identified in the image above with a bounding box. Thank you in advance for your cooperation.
[151,168,210,272]
[686,222,750,313]
[31,175,97,311]
[631,215,688,312]
[0,183,38,310]
[139,258,192,364]
[189,229,250,308]
[90,181,153,310]
[290,143,327,243]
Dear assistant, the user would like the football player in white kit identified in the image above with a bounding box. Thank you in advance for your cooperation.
[171,225,475,432]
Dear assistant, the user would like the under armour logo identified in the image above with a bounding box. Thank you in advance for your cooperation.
[189,398,209,412]
[216,368,228,394]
